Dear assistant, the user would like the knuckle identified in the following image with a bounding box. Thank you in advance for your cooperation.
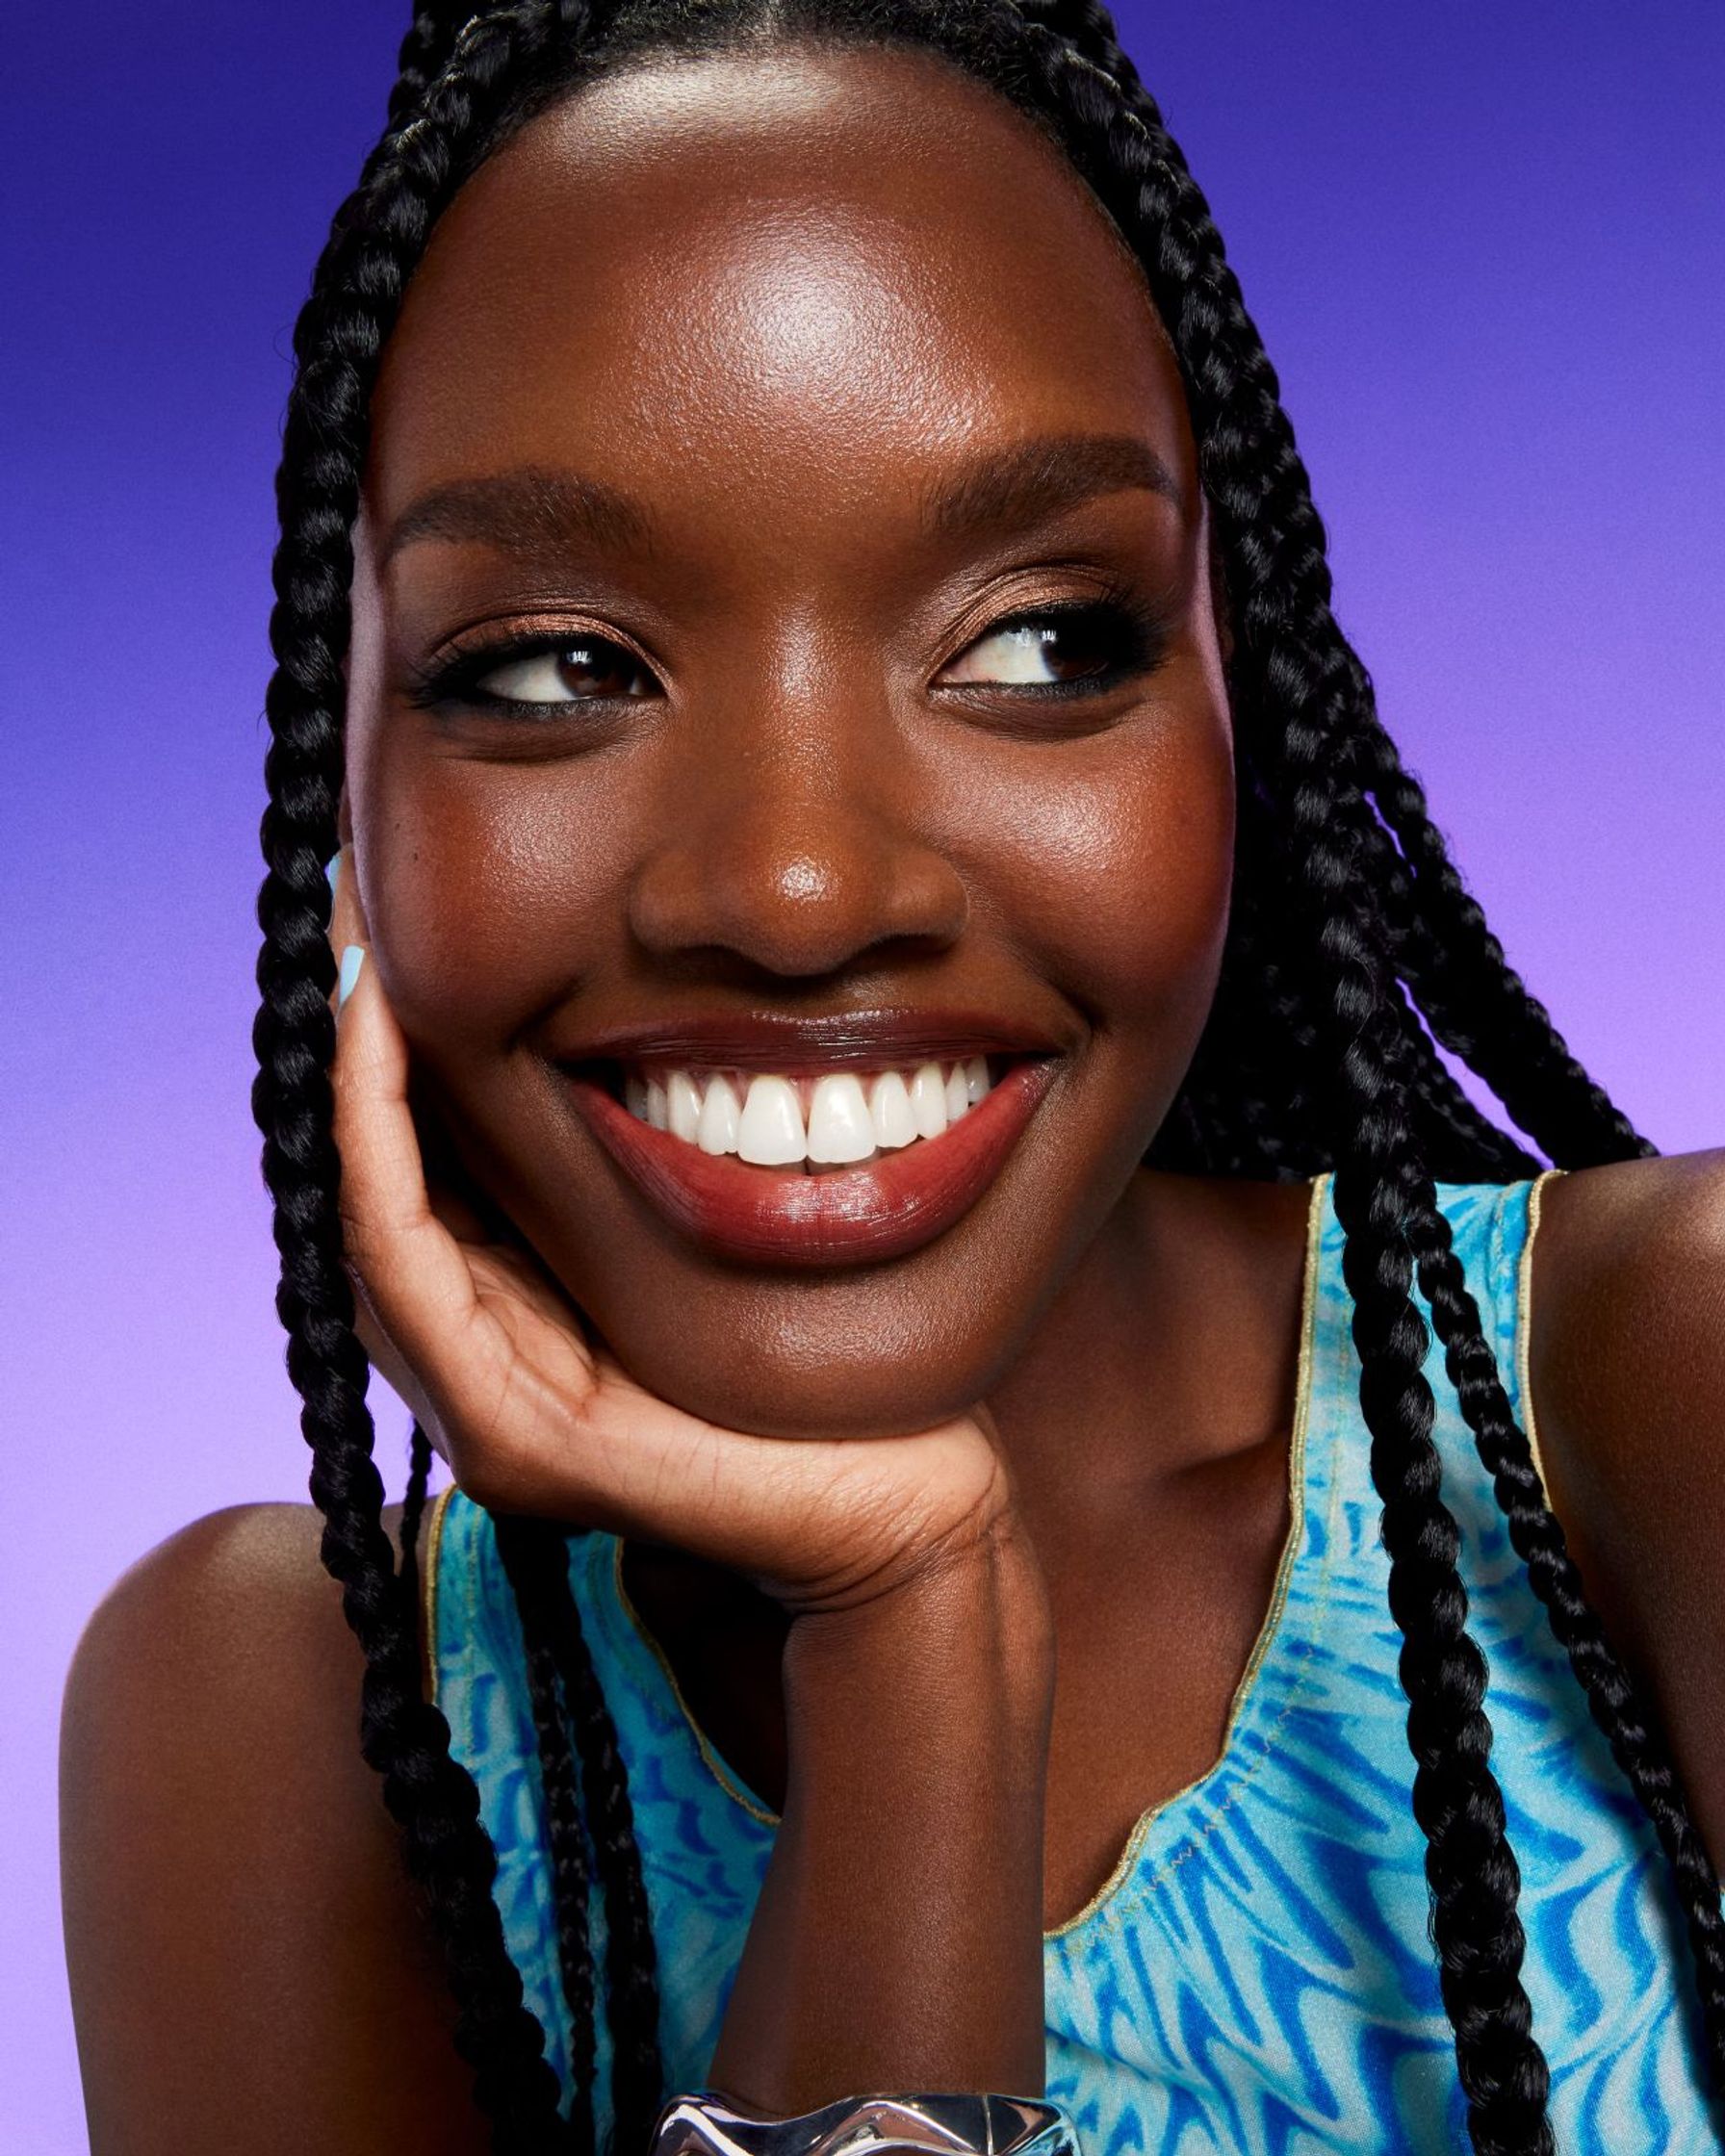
[334,1192,410,1311]
[334,1178,378,1257]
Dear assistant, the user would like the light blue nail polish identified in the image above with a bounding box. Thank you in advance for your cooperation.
[325,851,342,895]
[338,944,366,1009]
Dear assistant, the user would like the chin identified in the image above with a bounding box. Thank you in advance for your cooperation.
[592,1291,1008,1443]
[427,1046,1144,1442]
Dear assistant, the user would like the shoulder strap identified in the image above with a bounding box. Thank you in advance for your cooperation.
[422,1480,457,1707]
[1512,1168,1565,1505]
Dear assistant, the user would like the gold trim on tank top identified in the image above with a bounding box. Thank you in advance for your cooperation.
[1045,1167,1329,1938]
[1516,1168,1566,1507]
[611,1534,783,1829]
[424,1480,456,1709]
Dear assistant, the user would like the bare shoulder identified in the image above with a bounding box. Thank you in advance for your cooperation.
[62,1502,483,2156]
[1532,1146,1725,1494]
[1529,1148,1725,1857]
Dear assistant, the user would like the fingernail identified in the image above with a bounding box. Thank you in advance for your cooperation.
[338,944,367,1009]
[324,851,342,896]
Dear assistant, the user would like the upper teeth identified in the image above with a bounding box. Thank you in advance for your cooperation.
[623,1059,994,1168]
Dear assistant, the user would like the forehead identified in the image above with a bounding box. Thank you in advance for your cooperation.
[368,42,1193,537]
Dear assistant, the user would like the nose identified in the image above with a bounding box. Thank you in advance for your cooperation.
[627,705,968,980]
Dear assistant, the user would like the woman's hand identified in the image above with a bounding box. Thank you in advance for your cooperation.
[330,853,1055,2108]
[325,851,1021,1620]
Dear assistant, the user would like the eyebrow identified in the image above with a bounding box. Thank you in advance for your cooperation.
[380,431,1183,570]
[380,466,657,568]
[922,433,1184,533]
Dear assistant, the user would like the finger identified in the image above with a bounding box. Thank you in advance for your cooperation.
[324,859,600,1473]
[329,931,487,1379]
[499,1340,992,1578]
[324,841,368,958]
[324,844,375,1033]
[311,853,442,1434]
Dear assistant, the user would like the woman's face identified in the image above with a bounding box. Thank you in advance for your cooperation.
[346,41,1233,1440]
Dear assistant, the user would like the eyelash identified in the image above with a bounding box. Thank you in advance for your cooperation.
[406,595,1171,718]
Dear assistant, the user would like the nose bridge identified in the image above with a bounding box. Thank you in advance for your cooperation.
[628,625,965,975]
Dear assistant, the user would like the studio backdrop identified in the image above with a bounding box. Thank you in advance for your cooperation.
[2,4,1720,2149]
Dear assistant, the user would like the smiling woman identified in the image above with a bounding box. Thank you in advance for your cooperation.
[340,49,1235,1440]
[56,2,1725,2155]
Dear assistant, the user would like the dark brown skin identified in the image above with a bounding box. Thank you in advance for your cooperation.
[60,41,1725,2156]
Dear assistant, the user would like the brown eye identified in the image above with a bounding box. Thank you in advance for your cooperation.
[474,637,658,704]
[937,603,1158,694]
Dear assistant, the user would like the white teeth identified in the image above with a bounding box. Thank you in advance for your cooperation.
[667,1069,702,1142]
[869,1069,917,1150]
[908,1063,949,1140]
[697,1074,741,1155]
[737,1073,807,1166]
[808,1072,876,1163]
[625,1057,1003,1161]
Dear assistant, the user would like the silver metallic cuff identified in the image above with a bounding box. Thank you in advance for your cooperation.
[647,2091,1083,2156]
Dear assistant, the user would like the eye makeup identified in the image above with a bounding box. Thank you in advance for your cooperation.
[404,623,665,717]
[403,586,1174,728]
[932,595,1171,702]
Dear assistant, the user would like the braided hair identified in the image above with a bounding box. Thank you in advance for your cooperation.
[254,3,1724,2150]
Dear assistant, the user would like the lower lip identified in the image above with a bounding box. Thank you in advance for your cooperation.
[567,1060,1055,1269]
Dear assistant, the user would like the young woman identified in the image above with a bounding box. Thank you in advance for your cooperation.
[59,2,1725,2153]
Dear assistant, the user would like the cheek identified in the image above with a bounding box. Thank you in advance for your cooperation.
[1104,731,1236,1029]
[946,708,1235,1044]
[348,740,639,1059]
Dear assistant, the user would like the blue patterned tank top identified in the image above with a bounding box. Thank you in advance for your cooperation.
[424,1174,1718,2152]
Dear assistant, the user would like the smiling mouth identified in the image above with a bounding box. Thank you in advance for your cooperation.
[560,1045,1056,1268]
[616,1056,999,1172]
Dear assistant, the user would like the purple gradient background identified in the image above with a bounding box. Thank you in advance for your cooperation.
[4,2,1721,2146]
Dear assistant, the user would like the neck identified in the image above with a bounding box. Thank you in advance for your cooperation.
[982,1168,1317,1544]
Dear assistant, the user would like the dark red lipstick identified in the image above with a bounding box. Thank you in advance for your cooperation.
[563,1052,1056,1269]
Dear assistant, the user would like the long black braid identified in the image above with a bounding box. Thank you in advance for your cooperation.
[1010,20,1722,2139]
[497,1515,603,2156]
[1004,12,1723,2138]
[258,2,1724,2150]
[256,8,640,2150]
[499,1515,666,2153]
[1404,1198,1725,2086]
[1350,713,1656,1167]
[1018,0,1658,1176]
[1043,54,1558,2124]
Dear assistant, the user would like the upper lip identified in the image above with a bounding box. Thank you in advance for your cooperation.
[551,1006,1066,1070]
